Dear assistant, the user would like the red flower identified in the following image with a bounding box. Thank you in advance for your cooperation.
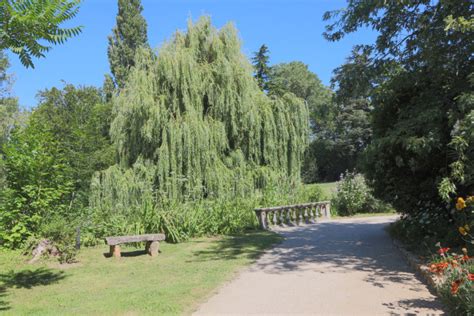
[451,279,463,295]
[461,255,470,262]
[438,247,450,255]
[429,262,449,274]
[468,274,474,281]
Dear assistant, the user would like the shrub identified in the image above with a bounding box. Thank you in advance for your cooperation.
[429,244,473,315]
[0,124,74,248]
[332,171,390,216]
[40,215,78,263]
[83,163,325,245]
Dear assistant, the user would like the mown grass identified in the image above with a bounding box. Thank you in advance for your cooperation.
[305,182,337,200]
[0,231,281,315]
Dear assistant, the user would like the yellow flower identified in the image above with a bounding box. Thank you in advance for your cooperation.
[459,225,470,236]
[456,197,466,210]
[467,196,474,203]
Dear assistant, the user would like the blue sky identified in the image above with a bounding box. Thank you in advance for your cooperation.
[7,0,376,108]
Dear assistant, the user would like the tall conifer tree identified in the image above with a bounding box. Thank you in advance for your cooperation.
[252,44,270,91]
[107,0,149,89]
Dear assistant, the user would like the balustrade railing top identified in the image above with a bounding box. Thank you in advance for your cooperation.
[254,201,330,230]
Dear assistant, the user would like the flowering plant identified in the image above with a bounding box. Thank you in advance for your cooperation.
[453,196,474,245]
[429,243,473,313]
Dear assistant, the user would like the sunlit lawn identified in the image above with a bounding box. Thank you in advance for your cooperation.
[314,181,337,200]
[0,231,281,315]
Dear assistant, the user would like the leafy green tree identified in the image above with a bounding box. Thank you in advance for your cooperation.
[102,74,116,102]
[325,1,473,219]
[0,121,74,247]
[33,85,114,200]
[0,51,19,149]
[0,0,82,68]
[0,84,114,248]
[312,49,374,182]
[252,44,271,91]
[0,51,20,192]
[94,17,309,206]
[266,61,335,182]
[268,61,332,124]
[107,0,149,89]
[266,60,371,183]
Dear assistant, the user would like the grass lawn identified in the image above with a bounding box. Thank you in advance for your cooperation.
[0,231,281,315]
[312,182,337,200]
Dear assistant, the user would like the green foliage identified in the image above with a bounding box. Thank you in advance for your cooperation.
[252,44,271,91]
[267,61,333,133]
[0,51,20,150]
[325,1,473,224]
[437,263,474,315]
[0,84,114,256]
[438,75,474,202]
[0,0,82,68]
[104,17,308,201]
[88,161,317,244]
[0,122,74,248]
[307,96,372,183]
[40,215,78,263]
[33,84,115,199]
[91,18,311,244]
[0,51,20,191]
[332,171,388,216]
[265,61,345,183]
[107,0,149,89]
[332,172,369,216]
[267,60,372,184]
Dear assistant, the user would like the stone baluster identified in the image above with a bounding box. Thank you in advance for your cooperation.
[297,206,303,225]
[279,209,285,226]
[323,204,327,218]
[315,205,320,222]
[272,211,278,225]
[285,207,292,225]
[304,206,309,224]
[308,205,315,223]
[325,203,331,219]
[258,210,267,229]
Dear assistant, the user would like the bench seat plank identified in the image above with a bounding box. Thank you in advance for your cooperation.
[105,233,165,246]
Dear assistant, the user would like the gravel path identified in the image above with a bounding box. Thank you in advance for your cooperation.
[194,215,445,315]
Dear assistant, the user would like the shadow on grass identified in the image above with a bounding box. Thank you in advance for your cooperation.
[0,267,66,311]
[189,230,283,263]
[103,247,162,258]
[103,249,148,258]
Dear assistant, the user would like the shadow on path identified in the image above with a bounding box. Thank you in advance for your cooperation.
[193,217,445,314]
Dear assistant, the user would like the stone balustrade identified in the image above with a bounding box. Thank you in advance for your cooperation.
[254,201,331,230]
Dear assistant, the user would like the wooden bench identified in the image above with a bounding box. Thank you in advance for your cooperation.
[105,233,166,258]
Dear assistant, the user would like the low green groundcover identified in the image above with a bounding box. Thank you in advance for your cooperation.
[0,231,281,315]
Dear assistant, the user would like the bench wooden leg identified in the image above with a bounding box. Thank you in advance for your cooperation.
[110,245,121,258]
[146,241,159,257]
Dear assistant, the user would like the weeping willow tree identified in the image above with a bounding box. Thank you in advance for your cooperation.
[91,17,308,220]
